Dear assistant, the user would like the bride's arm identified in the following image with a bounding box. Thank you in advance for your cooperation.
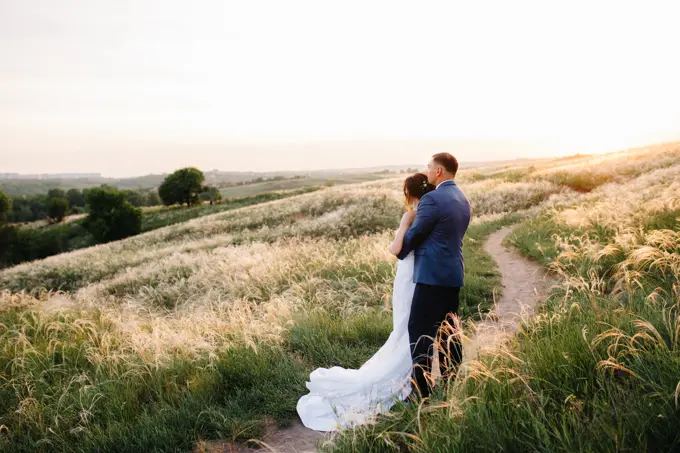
[388,211,415,256]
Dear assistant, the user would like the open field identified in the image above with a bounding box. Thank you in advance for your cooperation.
[1,142,679,452]
[218,174,392,198]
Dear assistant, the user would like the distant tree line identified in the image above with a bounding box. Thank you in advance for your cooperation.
[8,187,162,224]
[0,167,224,267]
[0,185,145,267]
[372,168,420,174]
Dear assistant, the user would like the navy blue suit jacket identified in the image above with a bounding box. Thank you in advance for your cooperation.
[396,179,471,287]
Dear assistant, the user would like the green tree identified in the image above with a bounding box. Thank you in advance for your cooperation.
[0,190,15,267]
[124,190,146,207]
[158,167,205,207]
[47,188,67,200]
[69,206,85,215]
[47,197,69,223]
[84,187,142,242]
[66,188,86,208]
[30,195,48,220]
[10,194,48,222]
[0,224,17,267]
[10,196,31,222]
[146,191,162,206]
[198,186,222,205]
[0,189,11,222]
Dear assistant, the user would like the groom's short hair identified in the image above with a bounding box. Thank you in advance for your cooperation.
[432,153,459,176]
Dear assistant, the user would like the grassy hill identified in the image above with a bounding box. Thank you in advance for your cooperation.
[0,142,679,452]
[1,186,322,268]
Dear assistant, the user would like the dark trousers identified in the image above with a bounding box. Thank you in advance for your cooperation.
[408,283,462,398]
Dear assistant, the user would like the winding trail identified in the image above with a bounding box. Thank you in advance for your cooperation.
[464,226,554,360]
[202,225,553,453]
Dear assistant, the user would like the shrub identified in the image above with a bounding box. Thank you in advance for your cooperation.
[0,223,16,266]
[0,189,11,222]
[46,197,69,223]
[66,188,86,208]
[84,187,142,242]
[198,186,222,205]
[0,222,93,269]
[146,190,162,206]
[123,189,146,207]
[46,188,66,199]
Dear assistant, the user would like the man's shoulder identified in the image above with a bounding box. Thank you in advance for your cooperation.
[429,183,456,199]
[420,191,437,203]
[443,181,468,199]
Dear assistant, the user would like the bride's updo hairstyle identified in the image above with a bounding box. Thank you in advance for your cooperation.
[403,172,436,210]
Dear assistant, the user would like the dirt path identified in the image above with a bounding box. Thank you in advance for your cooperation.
[464,225,554,359]
[198,419,324,453]
[204,225,552,453]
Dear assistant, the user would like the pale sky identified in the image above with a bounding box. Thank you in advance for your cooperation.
[1,0,679,177]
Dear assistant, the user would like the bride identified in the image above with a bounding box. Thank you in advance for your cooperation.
[297,173,436,431]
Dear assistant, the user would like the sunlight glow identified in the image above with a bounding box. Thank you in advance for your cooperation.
[1,0,679,175]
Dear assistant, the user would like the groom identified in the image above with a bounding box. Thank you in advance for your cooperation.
[397,153,471,398]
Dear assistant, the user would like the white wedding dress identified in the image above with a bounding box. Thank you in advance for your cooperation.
[297,252,416,431]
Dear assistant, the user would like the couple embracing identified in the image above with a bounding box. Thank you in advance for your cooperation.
[297,152,471,431]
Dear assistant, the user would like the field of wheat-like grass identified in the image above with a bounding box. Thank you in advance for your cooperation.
[1,142,679,452]
[327,142,680,452]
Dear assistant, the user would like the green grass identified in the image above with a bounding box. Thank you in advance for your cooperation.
[504,214,563,266]
[327,289,680,452]
[288,311,394,369]
[0,308,310,453]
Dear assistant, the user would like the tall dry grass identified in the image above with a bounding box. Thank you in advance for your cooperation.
[326,144,680,452]
[3,143,677,452]
[0,164,570,451]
